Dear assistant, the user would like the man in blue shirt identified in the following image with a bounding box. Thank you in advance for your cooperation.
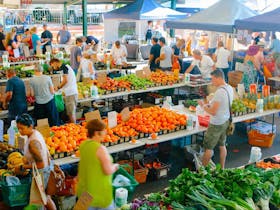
[86,35,99,51]
[4,69,27,124]
[57,24,71,45]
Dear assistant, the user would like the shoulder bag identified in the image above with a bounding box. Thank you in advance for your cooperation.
[221,87,235,136]
[46,154,65,195]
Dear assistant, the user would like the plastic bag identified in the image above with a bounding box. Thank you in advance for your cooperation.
[54,93,65,113]
[113,174,131,187]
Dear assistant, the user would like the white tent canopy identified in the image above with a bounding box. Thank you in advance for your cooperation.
[166,0,257,33]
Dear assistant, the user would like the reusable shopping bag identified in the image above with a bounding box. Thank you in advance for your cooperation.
[54,93,65,113]
[29,163,47,206]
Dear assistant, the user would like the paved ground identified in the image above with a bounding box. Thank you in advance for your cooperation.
[134,114,280,198]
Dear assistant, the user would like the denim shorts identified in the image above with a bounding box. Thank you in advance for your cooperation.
[38,161,54,190]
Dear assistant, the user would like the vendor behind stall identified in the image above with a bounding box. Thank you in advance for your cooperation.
[155,37,173,71]
[16,113,56,210]
[77,119,119,210]
[186,49,215,79]
[213,41,231,82]
[111,40,128,65]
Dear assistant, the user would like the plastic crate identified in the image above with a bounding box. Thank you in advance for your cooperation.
[133,161,149,184]
[142,157,170,180]
[0,176,31,207]
[113,167,139,201]
[198,115,210,127]
[248,130,275,148]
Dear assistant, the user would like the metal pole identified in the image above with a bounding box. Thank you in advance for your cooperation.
[170,0,176,38]
[63,2,67,24]
[82,0,87,36]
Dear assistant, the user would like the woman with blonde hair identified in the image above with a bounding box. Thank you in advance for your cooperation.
[5,31,20,56]
[31,26,48,54]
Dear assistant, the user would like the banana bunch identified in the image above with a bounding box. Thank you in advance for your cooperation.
[7,152,24,170]
[3,134,8,142]
[0,169,11,177]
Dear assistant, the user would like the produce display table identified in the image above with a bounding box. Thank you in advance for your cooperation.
[77,82,190,103]
[53,107,279,166]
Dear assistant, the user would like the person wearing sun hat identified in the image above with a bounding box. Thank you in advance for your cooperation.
[244,45,261,70]
[243,45,265,88]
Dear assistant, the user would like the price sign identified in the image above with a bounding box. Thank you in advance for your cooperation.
[143,66,151,78]
[36,119,50,138]
[74,192,93,210]
[108,111,117,128]
[136,70,145,78]
[85,110,101,122]
[120,107,130,122]
[97,72,107,84]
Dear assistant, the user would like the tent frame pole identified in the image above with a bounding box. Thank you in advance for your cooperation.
[82,0,87,36]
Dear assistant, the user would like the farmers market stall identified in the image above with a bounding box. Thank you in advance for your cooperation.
[128,155,280,209]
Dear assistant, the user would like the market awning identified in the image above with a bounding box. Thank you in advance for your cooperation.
[166,0,257,33]
[104,0,186,20]
[235,7,280,31]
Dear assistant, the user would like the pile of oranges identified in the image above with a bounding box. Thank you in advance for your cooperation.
[112,122,139,137]
[150,71,179,85]
[46,123,87,154]
[127,107,187,133]
[45,107,187,154]
[102,119,121,143]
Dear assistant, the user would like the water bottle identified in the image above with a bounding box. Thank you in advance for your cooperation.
[90,85,99,98]
[256,99,264,113]
[187,116,193,130]
[8,120,17,146]
[106,60,110,71]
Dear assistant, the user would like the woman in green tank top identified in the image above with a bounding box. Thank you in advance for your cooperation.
[77,119,119,210]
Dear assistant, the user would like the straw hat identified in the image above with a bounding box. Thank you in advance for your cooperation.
[247,45,259,56]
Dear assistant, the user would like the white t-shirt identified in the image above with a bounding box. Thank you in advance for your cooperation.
[80,58,95,79]
[191,55,214,78]
[160,45,173,68]
[61,64,78,96]
[111,45,128,64]
[210,84,233,125]
[215,47,231,68]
